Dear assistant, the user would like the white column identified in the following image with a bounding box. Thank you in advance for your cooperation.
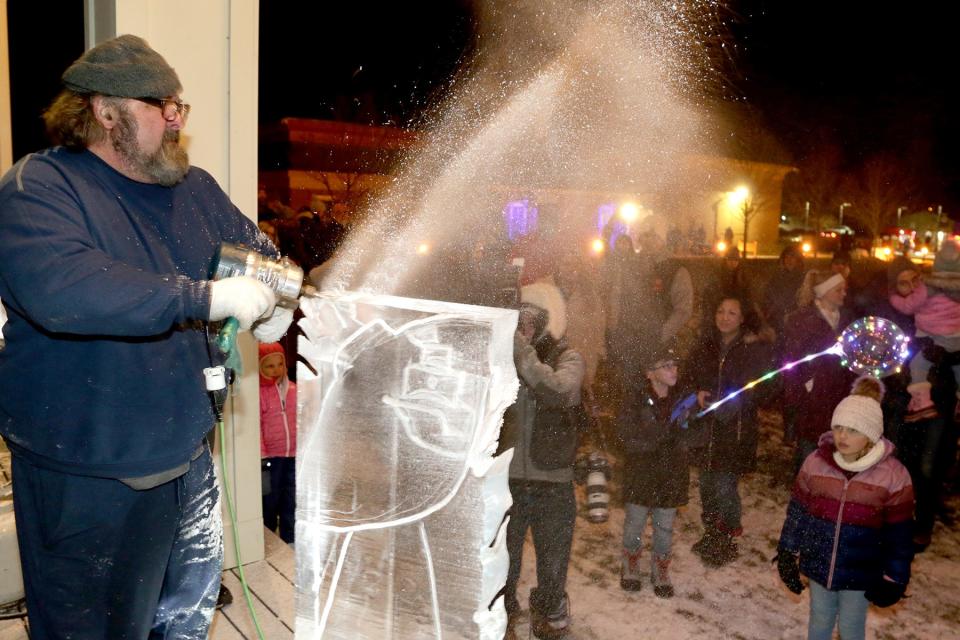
[86,0,264,567]
[0,3,13,173]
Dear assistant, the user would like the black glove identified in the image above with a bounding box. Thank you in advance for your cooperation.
[865,579,905,608]
[776,552,804,594]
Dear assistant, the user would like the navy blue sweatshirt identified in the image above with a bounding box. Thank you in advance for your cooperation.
[0,147,274,477]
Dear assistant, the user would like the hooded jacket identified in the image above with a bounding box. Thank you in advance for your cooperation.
[778,432,914,591]
[259,342,297,458]
[502,282,585,483]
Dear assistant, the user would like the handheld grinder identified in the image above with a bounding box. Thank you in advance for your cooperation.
[211,242,318,354]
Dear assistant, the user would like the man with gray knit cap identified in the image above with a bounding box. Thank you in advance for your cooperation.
[0,35,291,637]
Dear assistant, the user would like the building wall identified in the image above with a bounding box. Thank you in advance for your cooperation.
[0,4,12,173]
[262,119,795,256]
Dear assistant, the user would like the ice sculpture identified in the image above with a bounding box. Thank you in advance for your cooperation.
[296,291,519,639]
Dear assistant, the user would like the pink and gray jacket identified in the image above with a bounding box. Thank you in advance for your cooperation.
[778,432,914,591]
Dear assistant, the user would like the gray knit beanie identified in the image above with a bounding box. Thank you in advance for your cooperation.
[61,34,181,99]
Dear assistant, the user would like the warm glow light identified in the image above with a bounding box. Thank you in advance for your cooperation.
[416,242,431,255]
[918,246,929,256]
[802,242,812,254]
[716,241,727,253]
[728,185,750,206]
[618,202,640,223]
[590,237,605,255]
[882,247,892,257]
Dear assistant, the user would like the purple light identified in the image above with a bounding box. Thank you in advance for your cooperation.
[503,199,539,241]
[597,202,627,247]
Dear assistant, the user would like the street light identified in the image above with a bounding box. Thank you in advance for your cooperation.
[839,202,852,227]
[897,206,907,225]
[618,201,640,223]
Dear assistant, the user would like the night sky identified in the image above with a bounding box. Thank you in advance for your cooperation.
[728,1,959,205]
[7,1,958,209]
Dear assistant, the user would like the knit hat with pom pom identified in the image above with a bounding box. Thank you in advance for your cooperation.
[830,375,885,443]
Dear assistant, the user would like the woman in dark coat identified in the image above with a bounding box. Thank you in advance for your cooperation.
[782,270,857,473]
[687,293,773,567]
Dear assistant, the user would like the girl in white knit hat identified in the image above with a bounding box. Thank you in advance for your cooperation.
[776,376,915,640]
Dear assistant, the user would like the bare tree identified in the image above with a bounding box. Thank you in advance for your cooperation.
[738,192,767,258]
[847,152,917,239]
[782,143,844,231]
[302,123,405,221]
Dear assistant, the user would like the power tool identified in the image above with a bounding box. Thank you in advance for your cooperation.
[210,242,318,355]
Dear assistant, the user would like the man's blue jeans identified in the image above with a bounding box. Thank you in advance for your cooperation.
[807,580,868,640]
[12,446,222,639]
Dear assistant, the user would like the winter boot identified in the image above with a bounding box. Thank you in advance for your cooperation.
[620,547,643,591]
[651,554,674,598]
[701,531,738,568]
[691,528,718,558]
[905,382,938,423]
[530,592,571,640]
[912,533,932,554]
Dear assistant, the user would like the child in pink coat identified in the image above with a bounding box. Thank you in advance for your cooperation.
[889,236,960,419]
[260,342,297,543]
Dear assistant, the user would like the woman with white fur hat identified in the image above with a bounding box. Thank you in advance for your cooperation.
[777,376,915,640]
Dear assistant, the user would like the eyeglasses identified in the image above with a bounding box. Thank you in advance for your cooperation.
[134,97,191,120]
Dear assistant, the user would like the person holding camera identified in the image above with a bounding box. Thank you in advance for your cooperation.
[500,282,585,640]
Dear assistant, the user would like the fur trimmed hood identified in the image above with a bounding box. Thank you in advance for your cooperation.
[520,281,567,340]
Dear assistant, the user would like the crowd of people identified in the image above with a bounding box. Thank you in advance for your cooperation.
[1,31,955,640]
[497,227,959,640]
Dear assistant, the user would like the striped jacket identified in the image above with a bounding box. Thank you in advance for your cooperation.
[778,432,914,591]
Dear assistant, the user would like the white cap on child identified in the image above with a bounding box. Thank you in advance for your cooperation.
[831,394,884,443]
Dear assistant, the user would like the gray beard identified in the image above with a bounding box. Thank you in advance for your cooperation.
[112,111,190,186]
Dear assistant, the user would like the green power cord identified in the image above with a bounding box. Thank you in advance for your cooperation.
[217,414,266,640]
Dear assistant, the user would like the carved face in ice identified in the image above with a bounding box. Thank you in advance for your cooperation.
[297,299,498,530]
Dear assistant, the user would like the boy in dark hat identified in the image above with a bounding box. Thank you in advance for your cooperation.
[617,344,690,597]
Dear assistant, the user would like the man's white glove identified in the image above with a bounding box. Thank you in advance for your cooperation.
[253,305,295,343]
[209,276,277,330]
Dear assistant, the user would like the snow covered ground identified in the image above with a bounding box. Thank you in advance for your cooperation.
[509,410,960,639]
